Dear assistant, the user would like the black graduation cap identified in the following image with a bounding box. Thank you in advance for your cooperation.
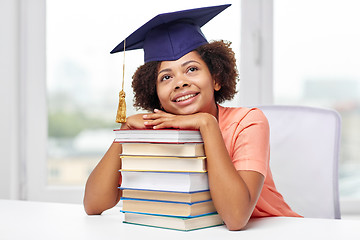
[110,4,231,63]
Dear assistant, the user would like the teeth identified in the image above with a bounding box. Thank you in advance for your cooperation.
[175,94,196,102]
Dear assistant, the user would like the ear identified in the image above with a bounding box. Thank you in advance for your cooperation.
[214,81,221,91]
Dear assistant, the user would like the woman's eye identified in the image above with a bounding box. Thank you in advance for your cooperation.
[188,67,198,73]
[161,75,171,81]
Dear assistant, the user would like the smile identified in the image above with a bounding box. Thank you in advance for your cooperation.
[174,93,198,102]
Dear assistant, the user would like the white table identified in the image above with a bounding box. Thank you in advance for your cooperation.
[0,200,359,240]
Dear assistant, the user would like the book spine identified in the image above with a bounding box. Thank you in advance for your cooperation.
[120,210,217,218]
[120,197,212,205]
[118,187,209,194]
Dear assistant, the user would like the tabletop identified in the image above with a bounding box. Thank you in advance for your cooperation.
[0,200,359,240]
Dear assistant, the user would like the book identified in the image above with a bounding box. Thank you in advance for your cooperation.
[122,189,211,203]
[114,129,203,143]
[121,143,205,157]
[120,171,209,192]
[121,198,217,217]
[123,212,223,231]
[120,155,207,172]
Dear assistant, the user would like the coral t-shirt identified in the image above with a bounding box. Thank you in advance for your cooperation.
[218,105,301,217]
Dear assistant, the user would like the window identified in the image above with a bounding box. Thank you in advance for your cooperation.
[274,0,360,212]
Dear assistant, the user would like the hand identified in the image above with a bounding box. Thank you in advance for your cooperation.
[120,113,149,129]
[142,109,216,130]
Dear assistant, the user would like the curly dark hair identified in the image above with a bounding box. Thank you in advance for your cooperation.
[132,40,239,112]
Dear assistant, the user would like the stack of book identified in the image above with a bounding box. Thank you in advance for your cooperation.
[114,129,223,231]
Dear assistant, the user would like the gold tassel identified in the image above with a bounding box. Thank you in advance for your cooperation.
[115,39,127,123]
[116,90,126,123]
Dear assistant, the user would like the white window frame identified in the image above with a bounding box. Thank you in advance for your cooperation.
[20,0,84,203]
[240,0,273,106]
[0,0,21,200]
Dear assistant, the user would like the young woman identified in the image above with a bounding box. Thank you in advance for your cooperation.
[83,5,301,231]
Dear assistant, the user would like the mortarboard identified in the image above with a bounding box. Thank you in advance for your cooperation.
[111,4,231,62]
[112,4,231,123]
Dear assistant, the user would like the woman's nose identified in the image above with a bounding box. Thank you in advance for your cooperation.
[175,83,190,90]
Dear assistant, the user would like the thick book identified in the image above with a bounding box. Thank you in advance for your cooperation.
[121,198,216,217]
[120,155,207,172]
[122,189,211,203]
[123,212,223,231]
[120,171,209,192]
[114,129,203,143]
[121,143,205,157]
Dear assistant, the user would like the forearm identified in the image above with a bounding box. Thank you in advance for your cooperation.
[83,142,122,215]
[199,115,263,230]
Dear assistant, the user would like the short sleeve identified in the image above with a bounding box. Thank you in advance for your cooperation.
[225,109,270,177]
[222,108,270,177]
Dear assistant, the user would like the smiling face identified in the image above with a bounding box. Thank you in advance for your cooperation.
[156,51,221,117]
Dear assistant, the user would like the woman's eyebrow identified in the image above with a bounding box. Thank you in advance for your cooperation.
[181,60,200,67]
[158,68,171,75]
